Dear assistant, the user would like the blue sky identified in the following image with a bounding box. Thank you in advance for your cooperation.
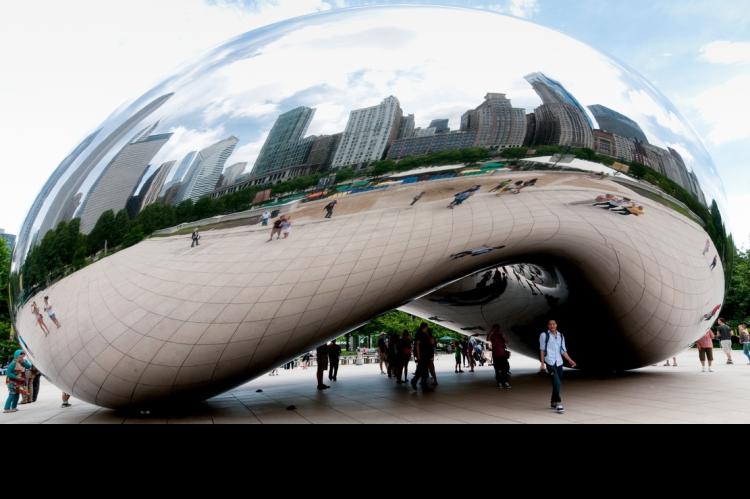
[1,0,748,246]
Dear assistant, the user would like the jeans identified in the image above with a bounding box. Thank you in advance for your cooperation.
[4,393,19,411]
[546,364,564,405]
[493,357,510,385]
[412,360,431,388]
[744,344,750,363]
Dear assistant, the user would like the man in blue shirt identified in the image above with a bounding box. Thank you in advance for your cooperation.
[539,320,577,414]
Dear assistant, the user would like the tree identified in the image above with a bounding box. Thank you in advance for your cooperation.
[723,248,750,323]
[87,210,117,255]
[0,238,19,365]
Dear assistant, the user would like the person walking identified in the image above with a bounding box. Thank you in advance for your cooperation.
[387,332,400,380]
[717,318,735,365]
[663,357,678,367]
[316,344,330,391]
[191,230,201,248]
[261,210,271,226]
[427,330,438,387]
[398,330,413,384]
[539,320,577,414]
[411,192,426,206]
[696,329,716,372]
[328,340,342,382]
[411,323,434,392]
[281,216,292,239]
[739,323,750,365]
[4,350,31,414]
[61,392,72,408]
[468,334,478,373]
[488,325,511,389]
[268,216,284,241]
[377,334,388,375]
[324,200,337,219]
[43,296,61,329]
[453,340,464,374]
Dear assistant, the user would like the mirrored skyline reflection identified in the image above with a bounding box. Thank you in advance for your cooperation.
[13,5,728,270]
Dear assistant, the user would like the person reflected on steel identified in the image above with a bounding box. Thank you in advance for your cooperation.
[316,343,330,391]
[328,340,342,382]
[191,230,201,248]
[411,192,426,206]
[44,297,61,329]
[324,200,337,219]
[31,302,50,336]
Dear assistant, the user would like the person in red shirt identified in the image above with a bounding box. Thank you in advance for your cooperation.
[487,325,511,389]
[696,329,716,372]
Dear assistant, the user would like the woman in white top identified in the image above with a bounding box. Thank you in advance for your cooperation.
[44,296,61,328]
[281,217,292,239]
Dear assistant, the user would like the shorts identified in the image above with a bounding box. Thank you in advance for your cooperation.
[699,348,714,362]
[721,340,732,354]
[48,314,57,321]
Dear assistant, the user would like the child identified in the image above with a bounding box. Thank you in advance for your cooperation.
[454,341,464,374]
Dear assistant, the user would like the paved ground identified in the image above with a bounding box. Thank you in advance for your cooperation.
[2,350,749,424]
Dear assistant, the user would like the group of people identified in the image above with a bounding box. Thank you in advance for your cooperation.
[3,350,72,414]
[490,178,538,195]
[268,215,292,241]
[592,194,646,217]
[314,341,342,391]
[31,296,60,336]
[694,319,750,371]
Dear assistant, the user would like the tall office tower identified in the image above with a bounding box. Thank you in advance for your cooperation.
[523,113,536,147]
[588,105,648,143]
[688,171,708,206]
[253,107,316,175]
[79,133,173,233]
[182,137,239,203]
[465,93,527,149]
[17,129,100,262]
[668,147,692,191]
[525,72,594,127]
[593,130,616,157]
[414,128,437,138]
[613,134,637,163]
[533,104,594,149]
[165,151,198,192]
[387,131,478,160]
[126,168,156,218]
[331,96,403,169]
[306,134,342,169]
[140,161,176,208]
[429,119,450,134]
[399,114,415,139]
[38,93,173,239]
[221,162,247,187]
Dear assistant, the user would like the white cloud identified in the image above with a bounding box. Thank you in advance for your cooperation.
[691,74,750,145]
[0,0,339,236]
[483,0,540,19]
[699,40,750,65]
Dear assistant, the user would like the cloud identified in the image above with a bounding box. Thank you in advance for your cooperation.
[482,0,540,18]
[699,40,750,65]
[691,74,750,145]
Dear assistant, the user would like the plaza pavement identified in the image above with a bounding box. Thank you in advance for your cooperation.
[2,349,749,424]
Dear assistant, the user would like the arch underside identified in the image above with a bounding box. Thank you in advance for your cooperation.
[15,173,724,409]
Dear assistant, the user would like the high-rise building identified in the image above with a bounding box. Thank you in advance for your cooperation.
[414,127,437,138]
[37,93,173,240]
[523,113,536,147]
[332,96,403,169]
[688,171,708,206]
[182,137,239,203]
[387,131,477,160]
[588,105,648,143]
[668,148,692,191]
[593,130,616,157]
[253,107,316,175]
[612,134,637,163]
[533,104,594,149]
[0,229,16,251]
[165,151,198,191]
[306,134,342,169]
[221,162,247,187]
[463,93,527,149]
[79,133,173,233]
[17,129,100,262]
[525,72,593,127]
[429,119,450,134]
[140,161,176,208]
[399,115,415,139]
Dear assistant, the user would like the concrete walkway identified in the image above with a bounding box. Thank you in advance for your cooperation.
[2,350,749,424]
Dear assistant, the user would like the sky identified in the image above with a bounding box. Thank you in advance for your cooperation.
[0,0,748,247]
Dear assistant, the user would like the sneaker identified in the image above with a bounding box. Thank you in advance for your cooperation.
[550,403,558,410]
[2,410,11,414]
[317,385,330,391]
[727,361,734,365]
[709,368,714,372]
[702,367,706,372]
[503,383,512,389]
[62,403,72,408]
[556,405,565,414]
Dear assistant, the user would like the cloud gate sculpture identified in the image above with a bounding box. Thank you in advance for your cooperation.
[10,6,728,410]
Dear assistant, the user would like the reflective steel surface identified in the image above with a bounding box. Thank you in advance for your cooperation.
[10,6,727,409]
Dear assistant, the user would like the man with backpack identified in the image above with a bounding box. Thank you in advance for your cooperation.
[539,320,577,414]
